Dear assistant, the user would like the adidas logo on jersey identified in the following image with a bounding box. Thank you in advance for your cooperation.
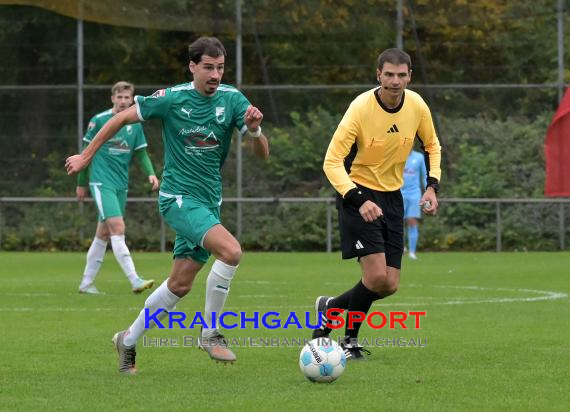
[387,124,399,133]
[355,240,364,250]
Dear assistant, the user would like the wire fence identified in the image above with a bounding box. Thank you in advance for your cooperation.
[1,197,569,253]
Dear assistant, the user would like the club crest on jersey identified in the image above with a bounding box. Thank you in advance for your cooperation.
[215,107,226,123]
[126,125,133,134]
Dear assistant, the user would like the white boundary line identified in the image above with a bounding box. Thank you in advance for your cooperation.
[0,284,566,312]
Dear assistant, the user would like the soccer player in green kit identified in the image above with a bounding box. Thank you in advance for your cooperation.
[77,81,159,295]
[66,37,270,374]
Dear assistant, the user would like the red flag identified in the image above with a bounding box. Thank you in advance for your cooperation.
[545,88,570,197]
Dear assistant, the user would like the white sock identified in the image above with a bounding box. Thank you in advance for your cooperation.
[79,237,107,289]
[202,260,238,338]
[123,280,180,347]
[110,235,139,284]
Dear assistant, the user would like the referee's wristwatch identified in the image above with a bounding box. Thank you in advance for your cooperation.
[426,177,440,194]
[343,187,370,208]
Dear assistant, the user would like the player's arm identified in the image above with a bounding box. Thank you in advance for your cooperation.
[420,153,427,192]
[75,139,91,201]
[76,166,90,201]
[417,103,442,214]
[323,117,358,197]
[65,106,139,175]
[323,110,382,222]
[243,105,269,160]
[135,148,159,191]
[250,134,269,160]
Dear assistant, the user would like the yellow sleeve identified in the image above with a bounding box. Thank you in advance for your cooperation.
[323,105,360,196]
[417,102,442,182]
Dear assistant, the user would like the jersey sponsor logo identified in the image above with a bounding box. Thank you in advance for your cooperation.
[183,131,220,155]
[178,125,207,136]
[108,137,130,155]
[149,89,166,99]
[215,106,226,123]
[181,107,193,118]
[387,124,399,133]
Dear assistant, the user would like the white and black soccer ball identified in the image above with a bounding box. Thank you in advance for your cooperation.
[299,338,346,383]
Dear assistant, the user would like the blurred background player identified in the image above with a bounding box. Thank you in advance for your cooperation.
[66,37,270,373]
[401,149,427,259]
[314,48,441,360]
[76,81,159,295]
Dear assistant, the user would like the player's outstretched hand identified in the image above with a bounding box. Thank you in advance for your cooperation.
[420,188,439,215]
[244,105,263,132]
[65,154,88,175]
[76,186,88,202]
[148,175,160,191]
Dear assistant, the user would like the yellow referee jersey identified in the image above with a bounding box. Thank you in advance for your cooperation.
[323,88,441,196]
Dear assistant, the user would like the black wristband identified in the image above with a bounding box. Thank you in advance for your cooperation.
[426,177,440,194]
[343,187,370,208]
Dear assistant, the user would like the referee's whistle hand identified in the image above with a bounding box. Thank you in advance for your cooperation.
[359,201,383,222]
[420,188,439,215]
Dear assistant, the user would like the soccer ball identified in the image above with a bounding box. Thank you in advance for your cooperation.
[299,338,346,383]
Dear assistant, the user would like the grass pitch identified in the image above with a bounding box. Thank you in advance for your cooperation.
[0,251,569,411]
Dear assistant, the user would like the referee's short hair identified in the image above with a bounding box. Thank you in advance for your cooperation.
[188,37,227,64]
[377,48,412,71]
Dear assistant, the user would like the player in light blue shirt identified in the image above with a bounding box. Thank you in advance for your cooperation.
[401,150,427,259]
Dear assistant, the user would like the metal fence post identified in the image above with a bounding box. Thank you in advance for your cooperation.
[79,202,84,242]
[326,201,332,253]
[558,203,566,250]
[0,202,3,249]
[496,201,502,252]
[235,0,243,241]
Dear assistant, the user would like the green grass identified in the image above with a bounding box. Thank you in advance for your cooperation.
[0,251,569,411]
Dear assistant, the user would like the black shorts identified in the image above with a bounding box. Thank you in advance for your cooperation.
[337,185,404,269]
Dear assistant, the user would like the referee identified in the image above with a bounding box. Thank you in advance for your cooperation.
[313,48,442,360]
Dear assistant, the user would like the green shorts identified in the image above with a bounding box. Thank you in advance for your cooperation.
[89,183,128,222]
[158,193,221,264]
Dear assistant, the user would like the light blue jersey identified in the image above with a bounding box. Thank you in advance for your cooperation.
[402,150,426,220]
[401,150,426,197]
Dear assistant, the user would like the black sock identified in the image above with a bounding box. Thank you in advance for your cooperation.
[329,279,378,310]
[328,283,358,311]
[345,280,381,340]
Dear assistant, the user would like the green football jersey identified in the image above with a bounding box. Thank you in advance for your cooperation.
[84,109,148,189]
[135,82,250,207]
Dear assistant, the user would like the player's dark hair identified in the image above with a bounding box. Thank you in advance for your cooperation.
[188,37,227,64]
[377,48,412,71]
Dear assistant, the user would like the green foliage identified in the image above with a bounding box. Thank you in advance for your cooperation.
[419,112,558,251]
[239,202,339,252]
[441,113,550,198]
[263,108,341,195]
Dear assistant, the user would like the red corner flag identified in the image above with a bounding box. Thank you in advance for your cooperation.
[545,88,570,197]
